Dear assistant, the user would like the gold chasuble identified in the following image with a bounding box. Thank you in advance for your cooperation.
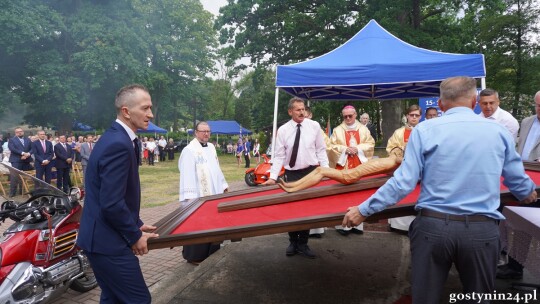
[328,121,375,169]
[386,126,413,156]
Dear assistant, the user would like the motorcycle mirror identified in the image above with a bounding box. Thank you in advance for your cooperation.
[69,188,82,201]
[1,201,16,211]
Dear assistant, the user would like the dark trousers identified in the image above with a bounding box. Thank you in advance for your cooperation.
[409,215,500,304]
[244,153,250,168]
[147,151,154,165]
[9,162,32,196]
[85,251,151,304]
[56,167,70,193]
[35,163,52,184]
[159,146,165,161]
[285,166,318,244]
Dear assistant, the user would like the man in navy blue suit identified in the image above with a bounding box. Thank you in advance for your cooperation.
[8,127,33,196]
[32,130,54,184]
[54,135,73,193]
[77,84,158,304]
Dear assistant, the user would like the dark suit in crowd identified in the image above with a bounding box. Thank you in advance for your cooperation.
[32,139,54,183]
[54,141,73,193]
[8,135,33,196]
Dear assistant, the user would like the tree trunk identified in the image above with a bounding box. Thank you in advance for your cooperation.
[381,100,403,148]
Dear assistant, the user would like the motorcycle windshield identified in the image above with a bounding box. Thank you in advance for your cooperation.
[0,163,66,204]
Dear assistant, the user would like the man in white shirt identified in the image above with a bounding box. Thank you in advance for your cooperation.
[158,135,167,162]
[264,97,329,258]
[478,88,519,142]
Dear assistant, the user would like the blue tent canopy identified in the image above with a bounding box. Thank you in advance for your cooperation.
[276,19,486,100]
[137,122,167,134]
[188,121,252,135]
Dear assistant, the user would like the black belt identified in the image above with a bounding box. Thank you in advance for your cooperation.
[284,165,318,174]
[419,209,494,222]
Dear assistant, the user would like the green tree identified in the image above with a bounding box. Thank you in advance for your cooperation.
[0,0,219,132]
[477,0,540,120]
[131,0,217,127]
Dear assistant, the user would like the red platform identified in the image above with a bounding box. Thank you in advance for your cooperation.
[148,163,540,250]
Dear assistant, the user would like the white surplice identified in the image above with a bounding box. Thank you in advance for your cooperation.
[178,138,228,202]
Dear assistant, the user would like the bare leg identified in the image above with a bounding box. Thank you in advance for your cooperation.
[279,155,402,192]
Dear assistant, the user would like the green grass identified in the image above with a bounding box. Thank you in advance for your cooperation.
[139,152,249,208]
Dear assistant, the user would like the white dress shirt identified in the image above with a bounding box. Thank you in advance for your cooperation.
[270,118,329,180]
[479,107,519,142]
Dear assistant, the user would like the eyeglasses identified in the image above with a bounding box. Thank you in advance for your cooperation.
[343,114,354,119]
[196,130,211,134]
[408,114,421,118]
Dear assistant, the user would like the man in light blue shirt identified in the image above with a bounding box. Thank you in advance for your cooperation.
[343,76,537,303]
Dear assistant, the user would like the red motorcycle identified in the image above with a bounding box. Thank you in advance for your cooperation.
[245,154,285,186]
[0,164,97,303]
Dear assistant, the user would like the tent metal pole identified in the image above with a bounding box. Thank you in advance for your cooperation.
[271,88,280,160]
[480,77,486,89]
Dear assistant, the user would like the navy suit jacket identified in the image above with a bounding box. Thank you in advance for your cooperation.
[77,122,144,255]
[32,140,54,164]
[8,136,32,164]
[54,143,73,169]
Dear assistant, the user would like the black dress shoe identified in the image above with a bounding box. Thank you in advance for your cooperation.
[296,244,316,259]
[309,233,322,238]
[496,265,523,280]
[286,242,297,256]
[350,228,364,235]
[336,229,349,236]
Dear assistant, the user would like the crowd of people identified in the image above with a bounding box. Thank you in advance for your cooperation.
[0,130,187,196]
[0,130,103,195]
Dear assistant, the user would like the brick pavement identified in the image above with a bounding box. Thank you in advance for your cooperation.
[54,181,250,303]
[52,200,184,303]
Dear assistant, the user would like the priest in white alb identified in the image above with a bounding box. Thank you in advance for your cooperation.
[178,121,228,265]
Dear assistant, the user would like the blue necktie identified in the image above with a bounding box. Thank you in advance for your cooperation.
[134,138,141,165]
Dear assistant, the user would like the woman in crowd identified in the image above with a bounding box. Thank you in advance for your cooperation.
[165,138,176,161]
[252,138,260,164]
[235,140,244,168]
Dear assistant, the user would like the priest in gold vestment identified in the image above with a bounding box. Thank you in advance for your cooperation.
[328,105,375,236]
[386,104,422,232]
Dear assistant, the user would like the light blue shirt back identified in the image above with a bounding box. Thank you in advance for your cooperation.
[360,107,535,220]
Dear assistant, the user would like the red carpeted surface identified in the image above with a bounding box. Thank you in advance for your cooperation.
[173,176,419,234]
[172,170,540,235]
